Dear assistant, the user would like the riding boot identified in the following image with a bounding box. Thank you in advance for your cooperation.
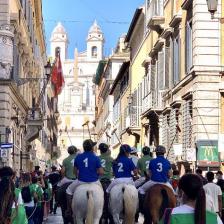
[65,194,73,218]
[138,192,145,214]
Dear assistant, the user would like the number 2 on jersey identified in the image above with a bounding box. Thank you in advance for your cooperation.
[83,158,88,167]
[101,159,106,168]
[145,161,150,169]
[118,162,124,172]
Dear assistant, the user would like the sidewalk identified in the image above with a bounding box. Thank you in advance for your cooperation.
[44,210,63,224]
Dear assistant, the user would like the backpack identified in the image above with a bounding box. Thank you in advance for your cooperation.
[21,186,32,203]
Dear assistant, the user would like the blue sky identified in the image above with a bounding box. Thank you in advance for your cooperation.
[43,0,144,58]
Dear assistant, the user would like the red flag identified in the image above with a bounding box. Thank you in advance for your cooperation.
[51,53,64,96]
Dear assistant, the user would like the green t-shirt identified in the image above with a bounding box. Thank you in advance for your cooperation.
[137,155,152,177]
[30,183,43,207]
[11,188,28,224]
[160,209,218,224]
[62,154,76,179]
[99,153,113,180]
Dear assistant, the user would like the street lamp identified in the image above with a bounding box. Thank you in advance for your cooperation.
[206,0,218,19]
[206,0,224,22]
[44,61,52,80]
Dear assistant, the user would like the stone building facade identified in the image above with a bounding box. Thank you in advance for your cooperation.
[0,0,55,172]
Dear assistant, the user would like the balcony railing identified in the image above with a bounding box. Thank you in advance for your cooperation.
[147,0,164,21]
[147,0,164,33]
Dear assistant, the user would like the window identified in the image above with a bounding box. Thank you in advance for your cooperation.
[158,49,165,90]
[185,6,193,74]
[173,33,181,85]
[55,47,61,57]
[150,61,157,107]
[165,40,171,89]
[182,97,193,158]
[92,46,97,57]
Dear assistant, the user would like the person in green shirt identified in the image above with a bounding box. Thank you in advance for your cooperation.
[11,188,28,224]
[57,145,78,187]
[160,174,222,224]
[31,176,44,224]
[99,143,113,182]
[0,166,28,224]
[135,146,152,188]
[99,143,114,223]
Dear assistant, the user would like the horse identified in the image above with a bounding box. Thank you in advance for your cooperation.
[109,184,138,224]
[100,178,114,224]
[72,183,104,224]
[143,184,176,224]
[55,181,74,224]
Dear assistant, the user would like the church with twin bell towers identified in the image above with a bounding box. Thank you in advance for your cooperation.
[50,20,104,161]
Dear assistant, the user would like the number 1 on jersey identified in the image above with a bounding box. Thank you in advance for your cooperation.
[83,158,88,167]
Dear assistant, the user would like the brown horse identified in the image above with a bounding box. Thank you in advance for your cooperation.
[143,184,176,224]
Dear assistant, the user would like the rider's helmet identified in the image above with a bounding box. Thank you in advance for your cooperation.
[142,146,150,155]
[120,144,132,154]
[155,145,166,155]
[67,145,78,155]
[99,143,109,154]
[83,139,97,152]
[130,147,138,155]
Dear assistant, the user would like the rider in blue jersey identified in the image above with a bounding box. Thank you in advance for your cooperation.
[106,144,138,193]
[138,145,173,195]
[66,139,104,215]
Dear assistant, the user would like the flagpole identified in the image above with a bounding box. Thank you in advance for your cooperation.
[35,60,54,108]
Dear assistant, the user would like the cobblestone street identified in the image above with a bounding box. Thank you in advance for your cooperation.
[44,210,144,224]
[44,211,63,224]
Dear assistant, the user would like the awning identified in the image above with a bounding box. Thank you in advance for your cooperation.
[94,60,107,85]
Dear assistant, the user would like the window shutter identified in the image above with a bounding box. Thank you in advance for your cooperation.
[148,63,151,93]
[13,40,20,82]
[151,64,156,106]
[158,49,165,90]
[178,36,181,81]
[165,46,170,88]
[159,0,164,16]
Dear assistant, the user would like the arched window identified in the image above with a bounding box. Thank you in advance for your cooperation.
[55,47,61,57]
[92,46,97,57]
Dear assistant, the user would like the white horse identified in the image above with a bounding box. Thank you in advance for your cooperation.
[109,184,138,224]
[72,183,104,224]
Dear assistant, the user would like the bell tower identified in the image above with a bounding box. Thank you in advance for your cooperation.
[50,22,68,61]
[86,20,104,61]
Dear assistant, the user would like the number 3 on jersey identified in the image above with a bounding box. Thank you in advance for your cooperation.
[156,163,163,172]
[83,158,88,167]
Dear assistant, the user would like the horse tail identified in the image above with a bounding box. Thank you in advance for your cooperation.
[160,189,169,218]
[86,191,94,224]
[123,185,138,224]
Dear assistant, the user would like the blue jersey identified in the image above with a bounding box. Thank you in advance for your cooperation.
[113,156,136,178]
[149,156,171,183]
[74,151,101,182]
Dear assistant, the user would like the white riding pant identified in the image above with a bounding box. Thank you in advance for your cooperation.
[66,179,101,195]
[57,177,72,187]
[106,177,135,193]
[135,177,146,188]
[138,180,174,194]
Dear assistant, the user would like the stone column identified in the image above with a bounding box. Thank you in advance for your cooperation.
[0,24,14,79]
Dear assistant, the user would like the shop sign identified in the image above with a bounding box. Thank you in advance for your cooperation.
[0,148,8,158]
[197,140,219,167]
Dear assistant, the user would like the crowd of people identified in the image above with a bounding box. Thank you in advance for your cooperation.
[1,139,224,224]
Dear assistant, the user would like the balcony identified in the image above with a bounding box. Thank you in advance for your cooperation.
[24,108,43,142]
[147,0,165,34]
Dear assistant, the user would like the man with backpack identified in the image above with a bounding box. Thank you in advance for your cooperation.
[48,165,61,214]
[20,173,37,224]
